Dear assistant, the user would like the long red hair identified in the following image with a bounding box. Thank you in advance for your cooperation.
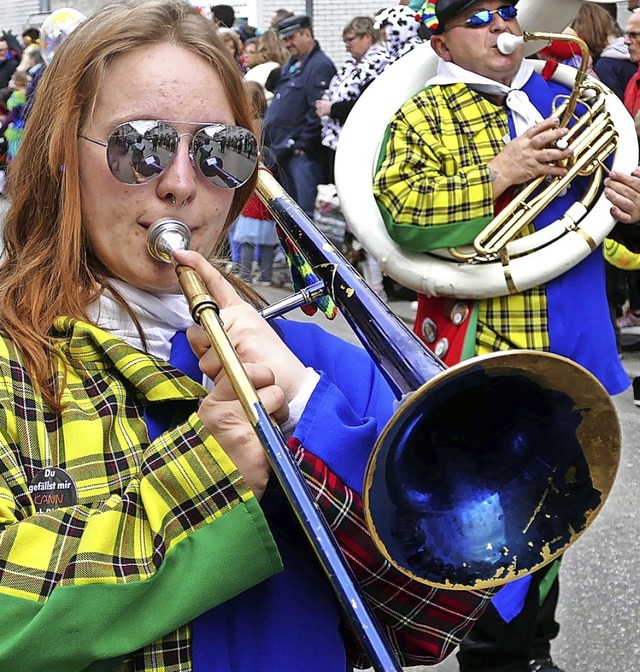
[0,0,259,410]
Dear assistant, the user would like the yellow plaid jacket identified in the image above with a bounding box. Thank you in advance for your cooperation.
[374,83,549,353]
[0,317,281,672]
[0,317,496,671]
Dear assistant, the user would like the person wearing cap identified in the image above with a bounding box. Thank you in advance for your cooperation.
[374,1,639,670]
[262,14,336,219]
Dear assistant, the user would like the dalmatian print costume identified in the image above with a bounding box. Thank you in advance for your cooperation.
[320,43,389,151]
[375,5,424,63]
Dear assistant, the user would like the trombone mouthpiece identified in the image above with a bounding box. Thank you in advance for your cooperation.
[147,218,191,263]
[497,33,524,55]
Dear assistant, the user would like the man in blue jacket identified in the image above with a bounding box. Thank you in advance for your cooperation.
[263,14,336,218]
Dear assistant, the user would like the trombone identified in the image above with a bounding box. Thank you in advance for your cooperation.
[146,167,620,668]
[147,217,404,671]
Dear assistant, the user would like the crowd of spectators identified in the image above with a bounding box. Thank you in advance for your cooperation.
[212,2,430,289]
[0,27,45,196]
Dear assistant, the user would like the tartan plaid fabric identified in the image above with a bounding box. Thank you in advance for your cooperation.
[0,317,281,672]
[374,84,548,353]
[0,315,492,670]
[288,437,495,668]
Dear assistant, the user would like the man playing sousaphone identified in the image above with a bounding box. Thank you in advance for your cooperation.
[373,0,640,670]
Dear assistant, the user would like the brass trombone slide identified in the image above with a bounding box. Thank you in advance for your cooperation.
[146,218,404,672]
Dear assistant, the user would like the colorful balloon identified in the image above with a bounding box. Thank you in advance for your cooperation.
[40,7,86,65]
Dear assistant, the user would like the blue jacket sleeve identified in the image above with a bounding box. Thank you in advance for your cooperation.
[276,319,397,494]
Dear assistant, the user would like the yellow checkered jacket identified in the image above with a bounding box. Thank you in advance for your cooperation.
[0,317,281,671]
[0,317,495,671]
[374,83,549,353]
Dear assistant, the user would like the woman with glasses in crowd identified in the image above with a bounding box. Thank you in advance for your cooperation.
[315,16,389,184]
[314,16,390,301]
[244,29,288,104]
[0,1,500,670]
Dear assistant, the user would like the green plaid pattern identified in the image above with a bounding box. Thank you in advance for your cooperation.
[374,84,548,353]
[0,317,281,672]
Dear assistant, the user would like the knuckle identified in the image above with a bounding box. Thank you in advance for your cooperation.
[202,399,238,428]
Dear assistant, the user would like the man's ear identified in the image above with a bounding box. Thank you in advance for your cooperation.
[431,34,453,62]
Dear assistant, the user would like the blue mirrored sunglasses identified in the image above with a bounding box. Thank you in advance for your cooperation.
[464,5,518,28]
[79,120,258,189]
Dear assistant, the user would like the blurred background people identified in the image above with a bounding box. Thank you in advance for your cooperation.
[263,14,336,219]
[233,81,280,285]
[1,69,28,168]
[315,15,390,302]
[589,3,637,98]
[219,27,245,73]
[270,8,294,28]
[16,43,44,76]
[608,9,640,334]
[210,3,235,28]
[0,38,17,89]
[244,30,288,103]
[20,27,40,48]
[315,16,388,183]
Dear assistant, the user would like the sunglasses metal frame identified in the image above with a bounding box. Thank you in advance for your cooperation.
[79,119,258,189]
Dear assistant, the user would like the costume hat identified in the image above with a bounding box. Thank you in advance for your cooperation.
[418,0,518,34]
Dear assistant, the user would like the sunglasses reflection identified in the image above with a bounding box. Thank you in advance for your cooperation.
[107,122,257,187]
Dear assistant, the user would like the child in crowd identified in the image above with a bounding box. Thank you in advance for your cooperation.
[232,80,280,285]
[2,70,29,165]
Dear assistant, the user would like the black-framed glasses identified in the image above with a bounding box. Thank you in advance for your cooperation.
[460,5,518,28]
[626,31,640,40]
[343,34,362,44]
[79,120,258,189]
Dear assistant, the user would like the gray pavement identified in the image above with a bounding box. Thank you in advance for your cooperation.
[258,283,640,672]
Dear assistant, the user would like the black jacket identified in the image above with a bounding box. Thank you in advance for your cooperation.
[0,55,17,90]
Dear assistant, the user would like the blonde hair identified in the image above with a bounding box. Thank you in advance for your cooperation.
[10,70,29,88]
[257,29,289,65]
[244,80,268,139]
[0,0,258,409]
[218,27,243,56]
[342,16,379,43]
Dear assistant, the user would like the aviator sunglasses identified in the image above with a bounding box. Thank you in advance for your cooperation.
[459,5,518,28]
[79,120,258,189]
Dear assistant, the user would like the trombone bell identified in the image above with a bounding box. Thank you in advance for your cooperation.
[364,350,619,590]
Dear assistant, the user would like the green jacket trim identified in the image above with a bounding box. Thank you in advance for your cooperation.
[374,124,492,252]
[378,201,492,252]
[0,500,281,672]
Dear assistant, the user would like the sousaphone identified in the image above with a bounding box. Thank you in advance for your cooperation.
[334,0,638,298]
